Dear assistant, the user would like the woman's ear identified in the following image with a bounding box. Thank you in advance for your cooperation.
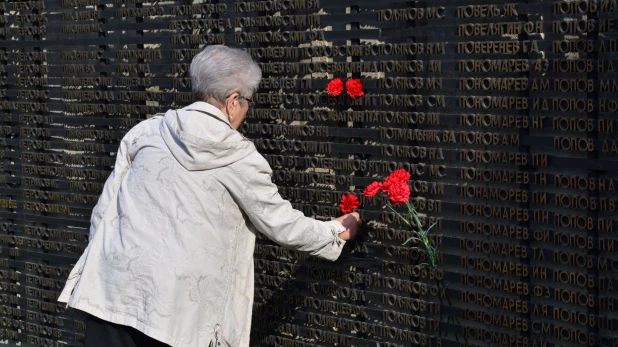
[224,93,239,118]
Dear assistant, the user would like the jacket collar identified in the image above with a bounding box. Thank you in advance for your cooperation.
[182,101,232,127]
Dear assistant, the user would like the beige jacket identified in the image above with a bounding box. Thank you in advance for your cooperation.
[58,102,346,347]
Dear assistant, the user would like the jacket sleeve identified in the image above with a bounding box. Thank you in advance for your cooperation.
[222,153,346,261]
[88,121,146,241]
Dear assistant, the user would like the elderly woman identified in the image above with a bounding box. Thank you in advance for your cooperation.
[58,45,361,347]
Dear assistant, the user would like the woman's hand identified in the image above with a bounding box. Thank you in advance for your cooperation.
[335,212,362,241]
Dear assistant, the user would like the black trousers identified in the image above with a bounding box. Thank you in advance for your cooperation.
[84,314,170,347]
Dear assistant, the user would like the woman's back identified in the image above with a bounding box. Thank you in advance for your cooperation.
[64,103,256,346]
[59,45,360,347]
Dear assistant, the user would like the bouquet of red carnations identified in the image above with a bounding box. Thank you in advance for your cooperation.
[363,169,440,270]
[339,170,462,344]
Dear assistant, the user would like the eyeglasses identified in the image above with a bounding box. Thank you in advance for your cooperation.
[225,92,254,107]
[239,95,254,107]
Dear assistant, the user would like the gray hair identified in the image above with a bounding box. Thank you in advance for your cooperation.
[189,45,262,106]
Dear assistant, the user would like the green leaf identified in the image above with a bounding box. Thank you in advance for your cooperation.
[402,237,422,245]
[426,221,438,233]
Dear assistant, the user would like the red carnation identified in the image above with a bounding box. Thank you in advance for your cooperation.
[387,180,410,205]
[388,169,411,181]
[339,193,360,214]
[363,182,383,197]
[346,79,364,98]
[326,78,344,96]
[382,169,411,193]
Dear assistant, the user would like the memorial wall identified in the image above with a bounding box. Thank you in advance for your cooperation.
[0,0,615,346]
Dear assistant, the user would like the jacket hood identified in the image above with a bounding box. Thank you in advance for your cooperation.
[159,101,256,171]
